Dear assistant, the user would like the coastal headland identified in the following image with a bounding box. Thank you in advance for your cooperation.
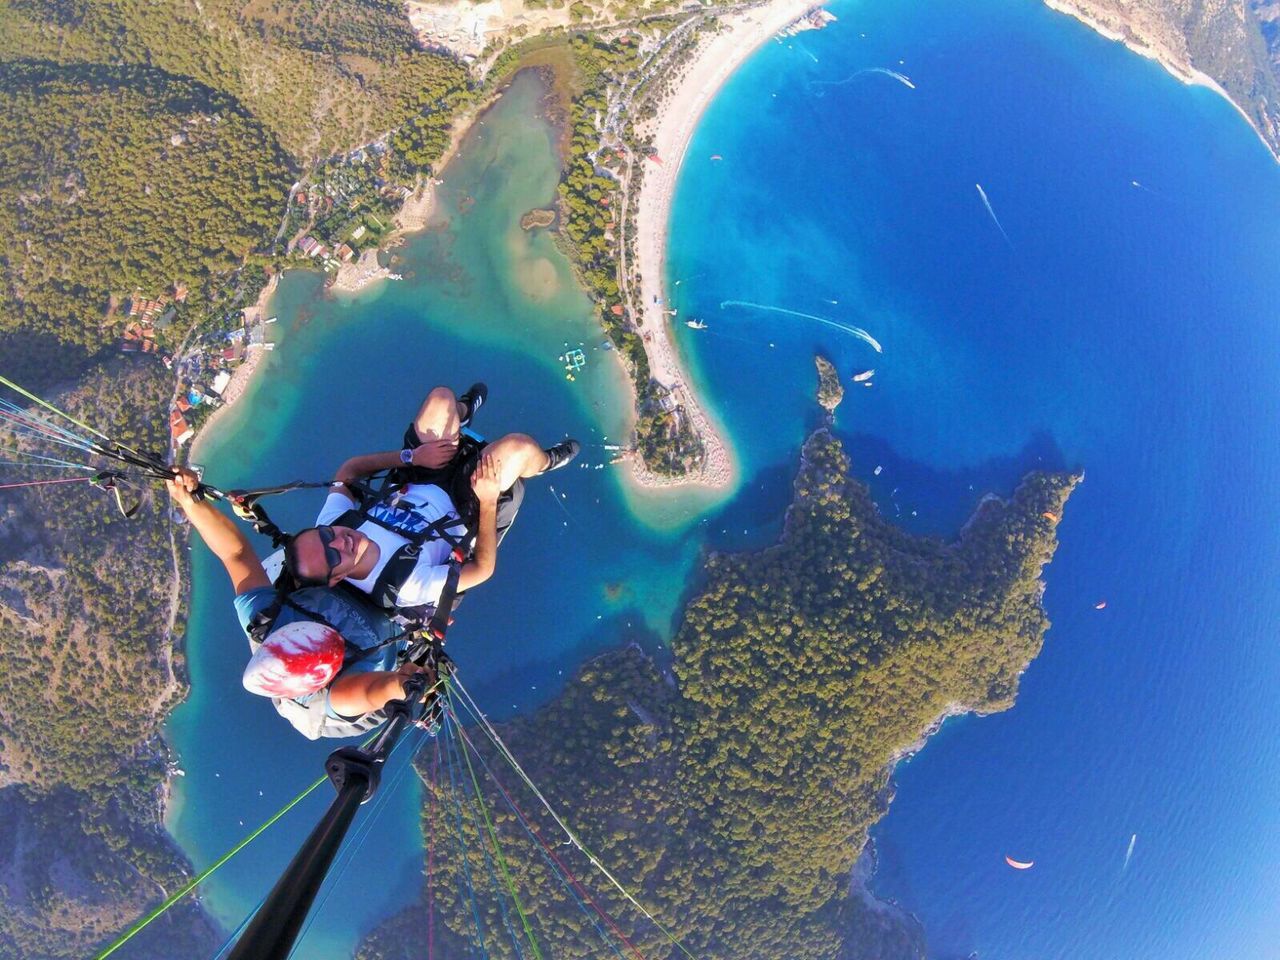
[228,3,835,495]
[2,0,1276,954]
[624,0,822,492]
[358,368,1080,957]
[1041,0,1280,162]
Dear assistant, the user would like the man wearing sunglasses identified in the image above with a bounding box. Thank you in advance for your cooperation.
[165,466,428,724]
[282,384,580,611]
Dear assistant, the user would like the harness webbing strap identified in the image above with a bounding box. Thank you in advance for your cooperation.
[428,561,463,641]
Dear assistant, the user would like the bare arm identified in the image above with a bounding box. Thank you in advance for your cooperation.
[457,498,497,591]
[166,469,270,595]
[332,450,402,501]
[457,453,500,592]
[332,441,460,499]
[328,664,427,715]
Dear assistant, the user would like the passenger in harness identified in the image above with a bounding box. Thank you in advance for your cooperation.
[162,384,579,739]
[282,383,580,613]
[164,466,431,738]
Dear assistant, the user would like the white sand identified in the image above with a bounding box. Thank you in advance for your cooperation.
[629,0,822,489]
[329,247,391,295]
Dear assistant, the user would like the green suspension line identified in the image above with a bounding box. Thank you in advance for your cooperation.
[452,686,545,960]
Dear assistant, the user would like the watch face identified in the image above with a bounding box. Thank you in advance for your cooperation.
[401,448,414,464]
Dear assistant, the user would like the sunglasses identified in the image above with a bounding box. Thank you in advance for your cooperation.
[316,525,342,578]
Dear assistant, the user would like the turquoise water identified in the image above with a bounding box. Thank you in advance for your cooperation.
[670,0,1280,956]
[165,74,722,957]
[165,0,1280,954]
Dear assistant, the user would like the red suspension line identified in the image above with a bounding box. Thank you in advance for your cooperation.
[452,719,651,960]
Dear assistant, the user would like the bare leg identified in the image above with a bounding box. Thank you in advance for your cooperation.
[481,433,548,489]
[410,386,463,443]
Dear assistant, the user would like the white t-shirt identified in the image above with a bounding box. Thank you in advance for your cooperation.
[316,483,468,608]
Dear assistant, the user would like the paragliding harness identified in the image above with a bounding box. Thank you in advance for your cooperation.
[235,474,471,739]
[243,582,453,739]
[0,373,466,737]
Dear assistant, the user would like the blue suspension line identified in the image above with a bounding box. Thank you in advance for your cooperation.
[213,893,269,960]
[447,708,526,960]
[0,399,97,447]
[446,694,627,960]
[287,726,433,959]
[442,713,491,959]
[0,460,94,470]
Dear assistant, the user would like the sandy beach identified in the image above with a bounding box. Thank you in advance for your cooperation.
[189,274,278,453]
[628,0,822,490]
[329,104,485,296]
[329,247,392,295]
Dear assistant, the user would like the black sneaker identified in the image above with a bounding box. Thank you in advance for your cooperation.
[541,439,581,474]
[458,382,487,426]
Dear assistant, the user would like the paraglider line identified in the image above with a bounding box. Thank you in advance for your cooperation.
[449,681,693,959]
[0,475,95,491]
[448,716,528,960]
[428,741,439,960]
[0,398,98,446]
[0,373,112,442]
[449,703,643,960]
[450,675,696,960]
[212,893,269,960]
[441,713,492,957]
[455,709,544,960]
[0,460,95,470]
[287,727,431,958]
[93,768,336,959]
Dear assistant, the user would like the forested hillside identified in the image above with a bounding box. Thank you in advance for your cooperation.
[0,0,469,160]
[0,63,292,350]
[360,430,1079,960]
[1045,0,1280,157]
[0,0,470,352]
[0,362,215,960]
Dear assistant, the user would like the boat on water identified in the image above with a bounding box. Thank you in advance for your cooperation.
[852,368,875,382]
[686,319,707,329]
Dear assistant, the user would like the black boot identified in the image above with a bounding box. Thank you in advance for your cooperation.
[458,383,487,427]
[540,439,581,473]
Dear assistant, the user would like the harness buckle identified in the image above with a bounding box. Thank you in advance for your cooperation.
[91,471,140,518]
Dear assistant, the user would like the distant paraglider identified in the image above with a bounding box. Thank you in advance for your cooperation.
[1095,600,1107,610]
[1005,855,1035,870]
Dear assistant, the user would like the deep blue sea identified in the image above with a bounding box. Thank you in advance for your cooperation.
[671,0,1280,956]
[164,0,1280,956]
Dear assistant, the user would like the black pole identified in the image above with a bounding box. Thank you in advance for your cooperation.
[225,675,428,960]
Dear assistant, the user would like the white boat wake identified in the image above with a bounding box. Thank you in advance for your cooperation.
[719,300,883,353]
[1123,833,1137,872]
[810,67,916,96]
[975,183,1013,248]
[867,67,915,88]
